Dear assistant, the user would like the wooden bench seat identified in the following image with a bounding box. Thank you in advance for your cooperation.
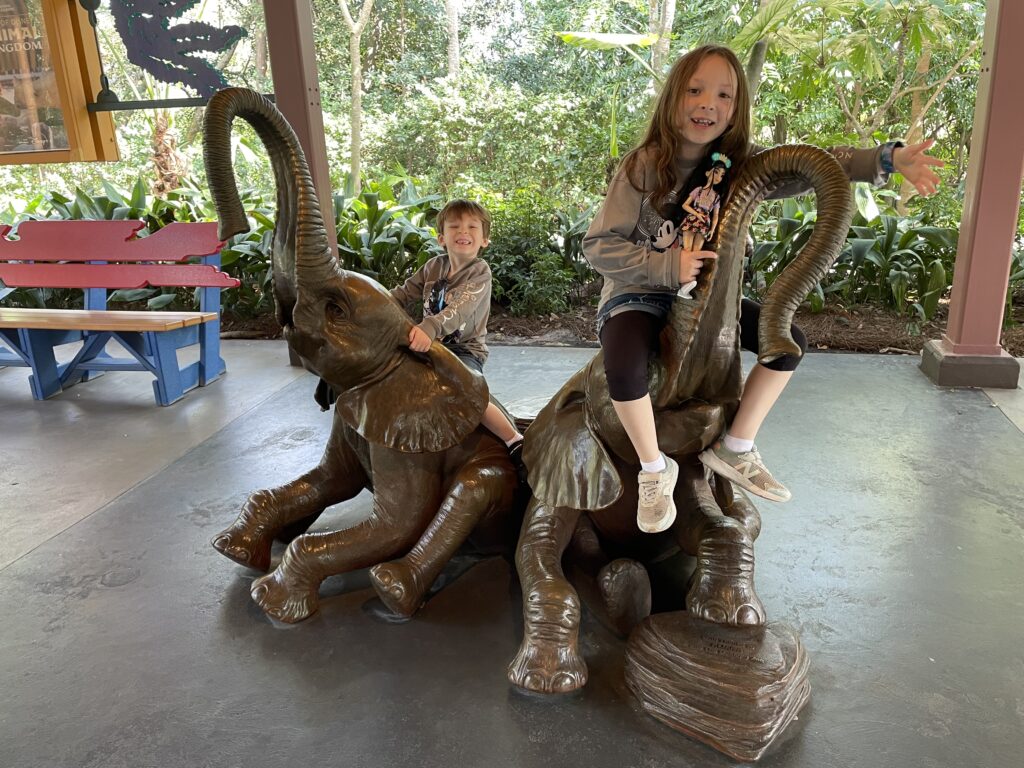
[0,308,218,332]
[0,220,239,406]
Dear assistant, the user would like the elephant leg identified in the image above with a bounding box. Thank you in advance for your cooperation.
[250,495,436,624]
[369,457,516,618]
[211,442,369,573]
[712,472,762,541]
[672,456,765,627]
[507,499,587,694]
[565,517,651,638]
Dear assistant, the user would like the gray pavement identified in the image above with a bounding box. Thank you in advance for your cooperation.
[1,342,1022,767]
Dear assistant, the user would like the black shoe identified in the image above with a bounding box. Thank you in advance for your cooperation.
[507,439,528,486]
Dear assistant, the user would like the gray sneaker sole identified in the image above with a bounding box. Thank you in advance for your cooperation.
[637,501,677,534]
[698,449,792,503]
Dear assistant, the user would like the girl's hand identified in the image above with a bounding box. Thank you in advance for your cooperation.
[679,248,718,284]
[408,325,432,352]
[893,139,945,196]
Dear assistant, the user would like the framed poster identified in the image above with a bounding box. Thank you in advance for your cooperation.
[0,0,117,164]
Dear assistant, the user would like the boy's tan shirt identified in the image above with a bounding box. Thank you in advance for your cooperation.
[391,254,492,363]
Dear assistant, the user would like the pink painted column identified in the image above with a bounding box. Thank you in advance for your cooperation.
[261,0,337,255]
[921,0,1023,388]
[261,0,337,366]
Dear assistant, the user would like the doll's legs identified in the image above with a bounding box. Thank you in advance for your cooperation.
[699,298,806,502]
[600,310,678,533]
[681,229,706,251]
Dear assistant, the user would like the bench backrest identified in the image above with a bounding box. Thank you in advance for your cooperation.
[0,220,239,311]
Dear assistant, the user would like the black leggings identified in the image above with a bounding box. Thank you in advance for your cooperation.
[599,298,807,402]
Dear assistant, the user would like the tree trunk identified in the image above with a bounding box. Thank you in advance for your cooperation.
[745,0,772,96]
[339,1,376,194]
[255,30,268,78]
[773,112,786,145]
[446,0,460,78]
[350,29,363,191]
[746,39,768,97]
[648,0,676,76]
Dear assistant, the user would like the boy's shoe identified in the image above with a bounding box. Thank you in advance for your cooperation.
[698,442,791,502]
[636,455,679,533]
[507,438,528,486]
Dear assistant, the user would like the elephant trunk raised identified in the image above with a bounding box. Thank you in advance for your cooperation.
[655,145,855,410]
[203,87,337,339]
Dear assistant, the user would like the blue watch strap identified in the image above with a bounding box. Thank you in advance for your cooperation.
[880,141,905,174]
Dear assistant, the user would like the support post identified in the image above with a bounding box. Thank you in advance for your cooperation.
[921,0,1023,388]
[261,0,335,367]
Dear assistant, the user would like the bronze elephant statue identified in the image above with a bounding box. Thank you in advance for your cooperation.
[204,87,520,622]
[509,145,855,693]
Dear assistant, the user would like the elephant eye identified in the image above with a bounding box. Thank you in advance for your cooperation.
[326,301,347,322]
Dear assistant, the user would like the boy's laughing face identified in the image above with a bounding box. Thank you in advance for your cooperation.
[438,213,490,262]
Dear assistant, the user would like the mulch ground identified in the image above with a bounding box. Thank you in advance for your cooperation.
[222,301,1024,357]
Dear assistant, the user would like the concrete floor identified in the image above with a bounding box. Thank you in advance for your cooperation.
[1,342,1022,767]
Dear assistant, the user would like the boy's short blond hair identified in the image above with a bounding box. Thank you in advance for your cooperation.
[436,199,492,240]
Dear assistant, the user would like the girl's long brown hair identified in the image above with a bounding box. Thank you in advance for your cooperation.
[620,45,752,214]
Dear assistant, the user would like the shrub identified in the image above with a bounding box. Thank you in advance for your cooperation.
[747,190,958,321]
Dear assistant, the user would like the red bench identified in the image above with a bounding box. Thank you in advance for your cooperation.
[0,220,239,405]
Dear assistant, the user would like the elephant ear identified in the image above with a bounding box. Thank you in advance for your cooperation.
[524,361,623,511]
[332,345,488,453]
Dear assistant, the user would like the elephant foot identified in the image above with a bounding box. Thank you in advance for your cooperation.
[369,560,425,618]
[686,520,765,626]
[508,580,587,693]
[212,523,272,572]
[598,558,651,637]
[507,638,588,694]
[250,565,320,623]
[211,490,285,572]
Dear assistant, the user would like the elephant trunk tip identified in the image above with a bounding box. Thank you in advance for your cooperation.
[217,215,250,243]
[757,339,802,367]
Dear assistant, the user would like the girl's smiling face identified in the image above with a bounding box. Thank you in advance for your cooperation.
[677,54,738,149]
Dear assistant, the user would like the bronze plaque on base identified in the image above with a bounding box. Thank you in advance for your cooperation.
[625,612,810,762]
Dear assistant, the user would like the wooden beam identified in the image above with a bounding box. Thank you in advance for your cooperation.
[261,0,337,255]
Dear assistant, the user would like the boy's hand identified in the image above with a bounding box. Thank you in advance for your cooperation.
[678,248,718,284]
[408,325,432,352]
[894,139,945,196]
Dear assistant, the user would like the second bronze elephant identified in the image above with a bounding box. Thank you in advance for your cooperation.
[204,88,522,622]
[508,145,855,693]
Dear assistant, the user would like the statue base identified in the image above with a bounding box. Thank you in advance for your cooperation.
[625,612,810,762]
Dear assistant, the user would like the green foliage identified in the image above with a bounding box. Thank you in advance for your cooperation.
[333,174,442,289]
[0,0,1009,324]
[747,189,958,320]
[1006,247,1024,327]
[471,186,597,316]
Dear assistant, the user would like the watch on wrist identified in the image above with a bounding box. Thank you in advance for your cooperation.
[880,141,905,174]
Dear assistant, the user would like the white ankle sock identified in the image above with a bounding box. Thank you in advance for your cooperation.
[640,454,667,473]
[505,433,524,447]
[723,434,754,453]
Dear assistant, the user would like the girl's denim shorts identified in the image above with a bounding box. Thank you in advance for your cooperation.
[595,292,676,337]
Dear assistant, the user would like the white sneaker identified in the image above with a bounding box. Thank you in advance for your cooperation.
[636,455,679,533]
[699,442,792,502]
